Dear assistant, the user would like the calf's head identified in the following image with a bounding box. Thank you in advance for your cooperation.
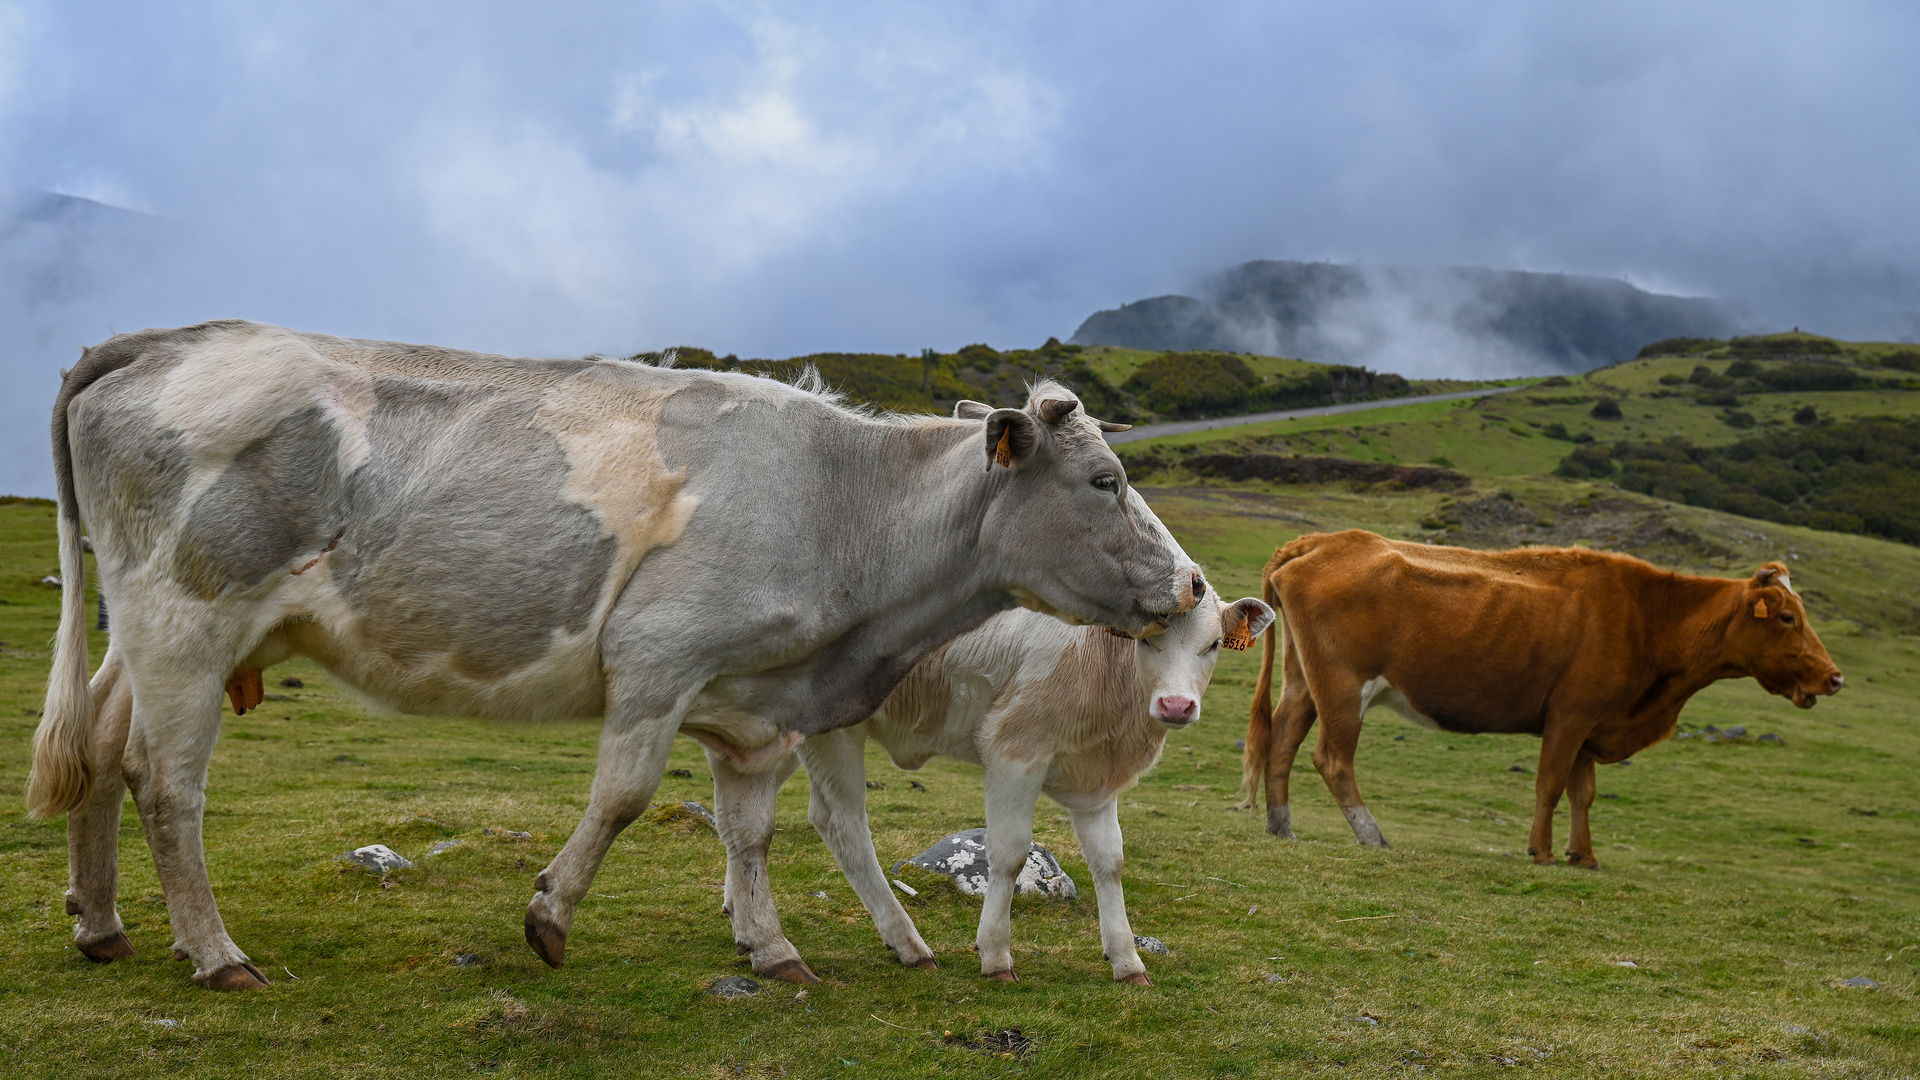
[1728,563,1843,708]
[1124,587,1275,728]
[962,383,1202,636]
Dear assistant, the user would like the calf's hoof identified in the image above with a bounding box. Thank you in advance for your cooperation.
[196,961,269,990]
[984,969,1018,983]
[1565,852,1600,870]
[904,955,939,971]
[1265,808,1295,839]
[78,932,136,963]
[1528,848,1557,866]
[524,910,568,969]
[1117,971,1153,987]
[758,958,821,985]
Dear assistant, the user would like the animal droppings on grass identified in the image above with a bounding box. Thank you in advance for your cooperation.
[946,1027,1033,1061]
[707,976,762,998]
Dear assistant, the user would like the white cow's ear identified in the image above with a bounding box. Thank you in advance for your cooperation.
[984,408,1040,470]
[1225,597,1276,646]
[953,399,994,421]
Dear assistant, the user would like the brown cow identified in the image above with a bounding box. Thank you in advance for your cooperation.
[1238,530,1843,867]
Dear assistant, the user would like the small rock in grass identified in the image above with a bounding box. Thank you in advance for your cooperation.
[708,975,762,998]
[1724,725,1747,738]
[1759,733,1782,744]
[1507,764,1527,773]
[40,575,61,587]
[1703,724,1720,734]
[453,953,483,968]
[279,677,304,688]
[812,891,828,899]
[425,839,462,857]
[895,829,1076,898]
[1134,935,1170,955]
[1394,735,1405,741]
[504,830,532,840]
[338,844,412,874]
[1262,972,1285,983]
[909,780,927,791]
[1838,976,1878,989]
[1797,837,1818,846]
[1235,739,1246,751]
[146,1018,181,1029]
[1614,960,1638,968]
[1354,1015,1378,1026]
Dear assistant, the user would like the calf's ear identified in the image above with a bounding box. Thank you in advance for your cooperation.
[985,409,1040,470]
[1222,597,1277,650]
[953,400,994,421]
[1751,561,1794,594]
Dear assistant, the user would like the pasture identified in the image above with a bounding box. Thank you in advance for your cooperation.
[2,442,1917,1076]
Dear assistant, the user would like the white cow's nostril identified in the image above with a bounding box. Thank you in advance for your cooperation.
[1156,696,1197,722]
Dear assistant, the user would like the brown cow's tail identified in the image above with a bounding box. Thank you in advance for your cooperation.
[1235,550,1287,810]
[28,341,144,818]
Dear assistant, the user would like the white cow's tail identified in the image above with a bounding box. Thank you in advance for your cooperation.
[29,484,95,818]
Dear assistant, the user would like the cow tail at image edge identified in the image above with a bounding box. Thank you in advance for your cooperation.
[1235,545,1288,810]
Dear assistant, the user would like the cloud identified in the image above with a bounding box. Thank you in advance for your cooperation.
[2,1,1917,494]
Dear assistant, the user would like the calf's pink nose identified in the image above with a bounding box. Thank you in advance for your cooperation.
[1829,672,1845,692]
[1156,696,1197,723]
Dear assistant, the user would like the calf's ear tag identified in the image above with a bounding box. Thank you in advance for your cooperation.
[1753,599,1769,619]
[1223,624,1255,651]
[994,428,1013,468]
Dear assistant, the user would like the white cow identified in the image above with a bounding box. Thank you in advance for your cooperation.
[755,585,1274,985]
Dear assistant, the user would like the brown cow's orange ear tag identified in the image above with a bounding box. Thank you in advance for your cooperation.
[994,428,1013,468]
[1753,599,1769,619]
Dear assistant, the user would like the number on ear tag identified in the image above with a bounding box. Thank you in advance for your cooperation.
[1224,626,1255,651]
[1106,627,1135,640]
[1753,599,1769,619]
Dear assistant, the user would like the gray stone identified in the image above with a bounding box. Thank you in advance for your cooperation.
[1262,972,1285,982]
[145,1018,181,1029]
[338,844,412,874]
[1839,976,1878,989]
[1134,934,1170,955]
[708,975,762,998]
[1759,733,1783,743]
[681,801,718,829]
[425,839,462,856]
[895,828,1077,898]
[1725,725,1748,738]
[503,830,533,840]
[453,953,483,968]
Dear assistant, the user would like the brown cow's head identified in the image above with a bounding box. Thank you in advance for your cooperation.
[1728,563,1843,708]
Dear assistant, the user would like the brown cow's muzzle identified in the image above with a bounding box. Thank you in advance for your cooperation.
[1791,670,1844,709]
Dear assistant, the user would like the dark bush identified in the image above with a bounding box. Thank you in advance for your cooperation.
[1590,398,1624,420]
[1729,334,1842,357]
[1658,374,1686,386]
[1555,444,1616,479]
[1536,375,1572,387]
[1572,432,1595,444]
[1753,363,1862,392]
[1725,358,1760,378]
[1698,389,1740,407]
[1687,365,1713,384]
[1883,350,1920,372]
[1722,410,1757,429]
[1702,375,1735,389]
[1122,352,1258,417]
[1636,337,1722,359]
[1793,405,1819,426]
[1542,422,1572,441]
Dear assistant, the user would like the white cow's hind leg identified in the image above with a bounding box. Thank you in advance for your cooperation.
[1070,798,1148,985]
[709,748,820,984]
[976,759,1048,981]
[725,753,800,919]
[68,647,135,962]
[525,714,680,968]
[122,665,265,989]
[796,727,936,969]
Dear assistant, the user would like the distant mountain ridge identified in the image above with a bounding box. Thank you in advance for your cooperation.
[1071,260,1740,377]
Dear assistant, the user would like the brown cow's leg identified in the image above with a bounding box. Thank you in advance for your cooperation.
[1264,650,1318,839]
[70,648,136,962]
[1308,675,1389,848]
[1564,752,1600,868]
[1527,726,1586,865]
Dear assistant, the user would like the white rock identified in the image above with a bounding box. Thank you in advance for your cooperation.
[338,844,413,874]
[895,828,1077,898]
[425,839,461,857]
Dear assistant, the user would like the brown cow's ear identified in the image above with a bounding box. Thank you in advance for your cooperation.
[1223,597,1277,649]
[1037,398,1078,425]
[984,408,1040,470]
[1096,418,1132,432]
[953,399,994,420]
[1753,599,1770,619]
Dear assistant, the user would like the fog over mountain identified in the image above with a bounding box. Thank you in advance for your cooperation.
[3,4,1919,495]
[1071,261,1741,378]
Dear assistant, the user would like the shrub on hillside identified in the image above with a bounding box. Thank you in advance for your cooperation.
[1590,398,1624,420]
[1882,350,1920,373]
[1753,363,1862,392]
[1536,375,1572,387]
[1688,365,1713,384]
[1636,337,1722,359]
[1793,405,1820,426]
[1122,352,1258,417]
[1728,334,1842,357]
[1554,444,1616,479]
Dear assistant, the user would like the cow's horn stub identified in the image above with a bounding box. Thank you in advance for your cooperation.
[1037,399,1078,425]
[1097,419,1132,432]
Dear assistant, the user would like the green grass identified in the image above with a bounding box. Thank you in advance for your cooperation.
[2,456,1917,1077]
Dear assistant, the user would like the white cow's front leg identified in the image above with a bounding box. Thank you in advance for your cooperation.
[976,759,1048,981]
[1071,798,1148,985]
[796,726,936,969]
[525,713,680,968]
[709,748,820,984]
[68,647,136,962]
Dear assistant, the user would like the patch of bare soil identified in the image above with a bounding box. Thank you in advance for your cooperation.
[1432,494,1734,564]
[1180,453,1470,491]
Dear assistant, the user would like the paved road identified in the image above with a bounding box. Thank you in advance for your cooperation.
[1102,386,1518,445]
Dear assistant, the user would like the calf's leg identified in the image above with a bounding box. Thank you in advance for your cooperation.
[1527,724,1587,865]
[68,647,135,962]
[796,727,936,969]
[1069,798,1148,985]
[122,667,265,989]
[708,748,819,984]
[1264,644,1318,839]
[1564,751,1600,869]
[1306,673,1389,848]
[524,713,680,968]
[976,759,1049,981]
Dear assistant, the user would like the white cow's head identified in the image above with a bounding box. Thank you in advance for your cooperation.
[1124,586,1275,727]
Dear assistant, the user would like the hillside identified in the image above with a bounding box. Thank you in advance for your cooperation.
[1071,260,1739,376]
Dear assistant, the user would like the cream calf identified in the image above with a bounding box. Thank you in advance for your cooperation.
[773,587,1273,985]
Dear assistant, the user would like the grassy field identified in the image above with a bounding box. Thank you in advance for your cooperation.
[3,378,1918,1077]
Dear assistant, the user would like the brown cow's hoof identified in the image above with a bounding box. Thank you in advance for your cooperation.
[905,955,939,971]
[78,932,136,962]
[524,911,567,969]
[1528,848,1557,866]
[196,961,269,990]
[984,969,1018,983]
[1566,853,1600,869]
[1117,971,1153,987]
[759,959,821,985]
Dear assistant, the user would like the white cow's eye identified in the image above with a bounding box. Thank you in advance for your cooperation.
[1091,474,1119,493]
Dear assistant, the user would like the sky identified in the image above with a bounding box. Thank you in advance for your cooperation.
[3,1,1918,495]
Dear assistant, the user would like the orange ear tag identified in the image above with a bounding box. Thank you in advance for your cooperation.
[1753,599,1769,619]
[1223,626,1255,651]
[994,428,1013,468]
